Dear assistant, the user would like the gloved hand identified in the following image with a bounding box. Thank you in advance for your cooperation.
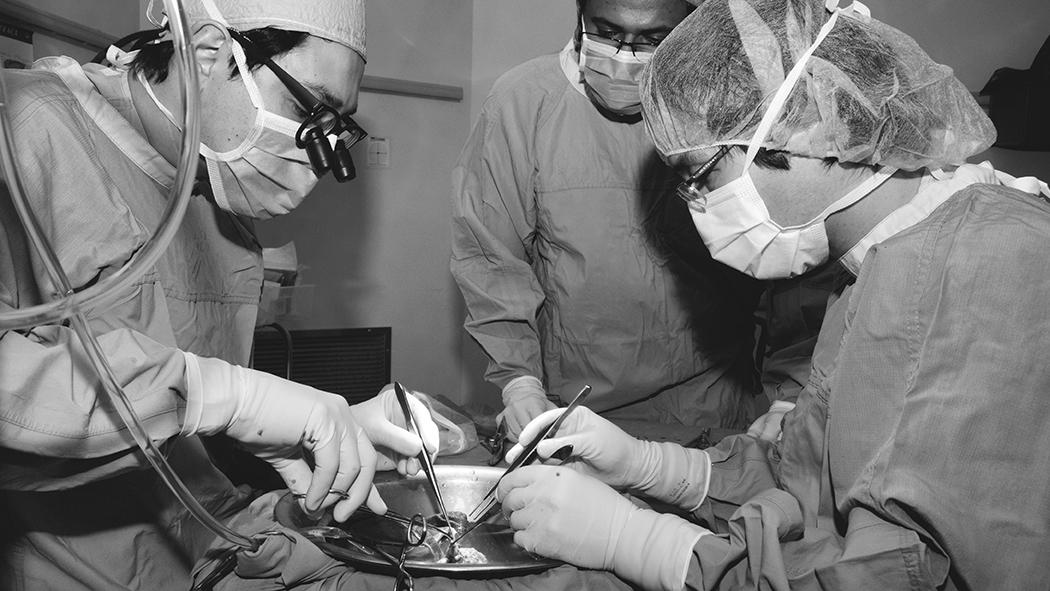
[353,384,441,477]
[498,375,557,442]
[746,400,796,442]
[498,466,710,591]
[506,406,712,512]
[181,353,389,520]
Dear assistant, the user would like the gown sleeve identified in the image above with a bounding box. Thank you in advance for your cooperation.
[450,83,548,391]
[0,72,189,487]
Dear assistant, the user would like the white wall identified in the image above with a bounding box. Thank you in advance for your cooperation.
[29,0,138,62]
[254,0,475,405]
[470,0,576,121]
[867,0,1050,179]
[869,0,1045,92]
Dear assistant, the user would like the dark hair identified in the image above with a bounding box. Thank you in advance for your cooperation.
[752,148,791,170]
[128,26,308,84]
[574,0,697,51]
[749,148,848,171]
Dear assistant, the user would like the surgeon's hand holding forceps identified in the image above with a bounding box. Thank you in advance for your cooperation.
[392,381,454,535]
[452,384,593,545]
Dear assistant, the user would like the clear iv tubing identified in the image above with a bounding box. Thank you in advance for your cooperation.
[0,0,258,551]
[0,12,198,330]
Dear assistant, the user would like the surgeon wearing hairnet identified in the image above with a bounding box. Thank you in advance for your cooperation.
[498,0,1050,588]
[0,1,445,589]
[451,0,832,443]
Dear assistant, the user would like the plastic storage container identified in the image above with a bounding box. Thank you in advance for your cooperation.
[413,392,479,456]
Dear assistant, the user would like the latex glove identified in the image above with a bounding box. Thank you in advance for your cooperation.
[498,375,557,442]
[499,465,710,591]
[181,353,380,520]
[353,384,441,477]
[506,406,711,512]
[746,400,796,442]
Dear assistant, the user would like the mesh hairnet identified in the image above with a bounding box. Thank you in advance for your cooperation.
[641,0,995,170]
[181,0,366,59]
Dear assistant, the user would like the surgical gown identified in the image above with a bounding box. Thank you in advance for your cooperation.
[0,59,635,591]
[451,47,764,427]
[676,170,1050,589]
[0,57,263,590]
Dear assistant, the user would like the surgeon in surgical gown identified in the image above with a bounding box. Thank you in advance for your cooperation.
[451,0,834,441]
[495,0,1050,589]
[0,1,641,589]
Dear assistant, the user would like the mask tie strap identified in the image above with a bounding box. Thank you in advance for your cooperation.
[742,2,868,170]
[106,46,140,70]
[197,0,229,25]
[226,39,266,110]
[188,0,235,211]
[195,0,264,110]
[138,71,182,129]
[202,150,234,213]
[578,18,590,71]
[145,0,166,28]
[811,165,897,222]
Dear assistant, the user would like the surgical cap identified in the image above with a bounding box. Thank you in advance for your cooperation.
[182,0,366,59]
[641,0,995,170]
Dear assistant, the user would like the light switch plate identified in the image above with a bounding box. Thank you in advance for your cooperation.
[366,137,390,168]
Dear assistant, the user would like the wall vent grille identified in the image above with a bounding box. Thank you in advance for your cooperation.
[212,326,392,490]
[250,326,392,405]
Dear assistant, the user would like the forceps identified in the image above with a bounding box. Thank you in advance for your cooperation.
[454,384,592,544]
[393,382,453,533]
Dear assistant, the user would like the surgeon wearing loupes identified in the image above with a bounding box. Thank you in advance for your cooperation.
[496,0,1050,589]
[0,1,441,589]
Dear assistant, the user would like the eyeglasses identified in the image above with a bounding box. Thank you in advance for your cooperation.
[228,29,367,182]
[581,30,663,56]
[676,146,731,207]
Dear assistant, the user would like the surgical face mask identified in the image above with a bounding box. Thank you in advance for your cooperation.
[140,59,318,219]
[200,38,321,219]
[578,31,651,116]
[139,29,319,219]
[686,164,896,279]
[680,1,895,279]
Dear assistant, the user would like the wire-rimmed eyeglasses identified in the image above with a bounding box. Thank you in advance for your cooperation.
[582,30,663,56]
[676,146,731,207]
[228,29,367,182]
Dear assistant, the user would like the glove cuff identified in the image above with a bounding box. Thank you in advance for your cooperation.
[180,352,246,437]
[634,441,711,512]
[612,508,710,591]
[501,375,545,405]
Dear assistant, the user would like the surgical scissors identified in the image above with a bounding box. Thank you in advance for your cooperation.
[393,513,428,591]
[298,523,419,590]
[290,492,454,540]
